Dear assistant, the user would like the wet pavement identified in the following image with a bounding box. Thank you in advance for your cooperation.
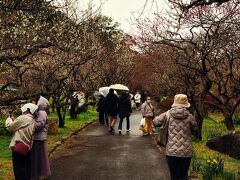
[50,111,170,180]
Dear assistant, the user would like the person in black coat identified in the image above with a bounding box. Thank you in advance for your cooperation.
[105,89,119,132]
[96,95,105,125]
[118,92,132,135]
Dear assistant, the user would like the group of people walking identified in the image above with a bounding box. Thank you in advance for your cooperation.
[97,89,132,134]
[98,90,198,179]
[6,90,198,180]
[5,95,51,180]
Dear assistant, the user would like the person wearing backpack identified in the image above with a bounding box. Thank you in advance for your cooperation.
[153,94,198,180]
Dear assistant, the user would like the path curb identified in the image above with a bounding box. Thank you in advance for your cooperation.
[49,120,97,156]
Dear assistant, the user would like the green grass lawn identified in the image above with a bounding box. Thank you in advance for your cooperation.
[0,107,98,180]
[47,108,98,151]
[191,112,240,179]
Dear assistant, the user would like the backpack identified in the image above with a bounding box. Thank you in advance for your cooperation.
[157,111,170,147]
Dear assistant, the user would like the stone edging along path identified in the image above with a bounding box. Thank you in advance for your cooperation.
[49,120,97,156]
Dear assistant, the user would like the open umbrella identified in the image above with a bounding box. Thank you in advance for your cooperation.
[99,87,118,97]
[21,103,38,114]
[109,84,129,91]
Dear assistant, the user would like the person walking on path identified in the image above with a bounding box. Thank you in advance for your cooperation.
[97,94,105,125]
[153,94,198,180]
[105,89,119,132]
[134,91,141,110]
[31,95,51,179]
[141,96,154,135]
[5,105,37,180]
[118,92,132,135]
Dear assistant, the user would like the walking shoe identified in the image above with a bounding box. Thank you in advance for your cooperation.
[126,129,131,132]
[110,126,115,132]
[118,130,122,135]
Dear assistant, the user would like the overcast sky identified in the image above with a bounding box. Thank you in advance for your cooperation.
[83,0,168,34]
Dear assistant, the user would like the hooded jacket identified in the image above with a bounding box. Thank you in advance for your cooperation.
[153,107,198,157]
[34,96,49,140]
[118,94,132,118]
[105,92,119,116]
[5,114,35,148]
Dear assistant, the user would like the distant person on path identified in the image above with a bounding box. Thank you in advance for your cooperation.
[105,89,119,132]
[134,91,141,110]
[141,96,154,135]
[31,96,51,179]
[141,91,149,103]
[5,105,36,180]
[96,94,105,125]
[153,94,198,180]
[70,92,79,119]
[118,92,132,135]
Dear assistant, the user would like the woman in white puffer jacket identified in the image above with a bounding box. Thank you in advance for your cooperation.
[153,94,198,180]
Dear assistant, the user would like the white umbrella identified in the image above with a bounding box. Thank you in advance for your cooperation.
[99,87,118,97]
[21,103,38,114]
[99,87,110,97]
[109,84,129,91]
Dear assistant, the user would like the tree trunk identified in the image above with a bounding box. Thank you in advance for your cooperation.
[51,103,55,113]
[62,105,67,123]
[189,93,203,140]
[223,108,235,130]
[199,95,208,119]
[57,106,65,128]
[196,115,203,140]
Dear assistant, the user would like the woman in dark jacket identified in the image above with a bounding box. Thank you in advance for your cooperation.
[97,95,105,125]
[118,92,132,135]
[105,89,119,132]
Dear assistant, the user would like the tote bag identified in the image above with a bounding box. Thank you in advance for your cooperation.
[158,111,170,147]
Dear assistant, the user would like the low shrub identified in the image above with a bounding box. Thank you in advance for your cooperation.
[191,152,202,173]
[201,156,224,180]
[205,130,225,140]
[221,170,236,180]
[0,120,11,136]
[191,157,202,172]
[48,118,58,134]
[233,115,240,125]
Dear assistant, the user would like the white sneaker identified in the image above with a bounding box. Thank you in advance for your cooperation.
[126,129,131,132]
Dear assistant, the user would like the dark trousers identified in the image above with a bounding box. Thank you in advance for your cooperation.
[118,116,130,130]
[12,151,31,180]
[105,113,108,126]
[99,111,105,125]
[166,156,191,180]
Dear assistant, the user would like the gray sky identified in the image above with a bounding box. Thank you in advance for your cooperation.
[87,0,168,34]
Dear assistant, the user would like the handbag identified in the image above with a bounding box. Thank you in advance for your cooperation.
[140,117,145,126]
[139,118,146,133]
[13,130,33,156]
[13,142,30,156]
[158,111,170,147]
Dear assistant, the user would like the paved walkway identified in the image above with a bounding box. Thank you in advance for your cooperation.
[50,111,170,180]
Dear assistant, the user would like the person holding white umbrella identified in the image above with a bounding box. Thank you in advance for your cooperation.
[5,103,38,180]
